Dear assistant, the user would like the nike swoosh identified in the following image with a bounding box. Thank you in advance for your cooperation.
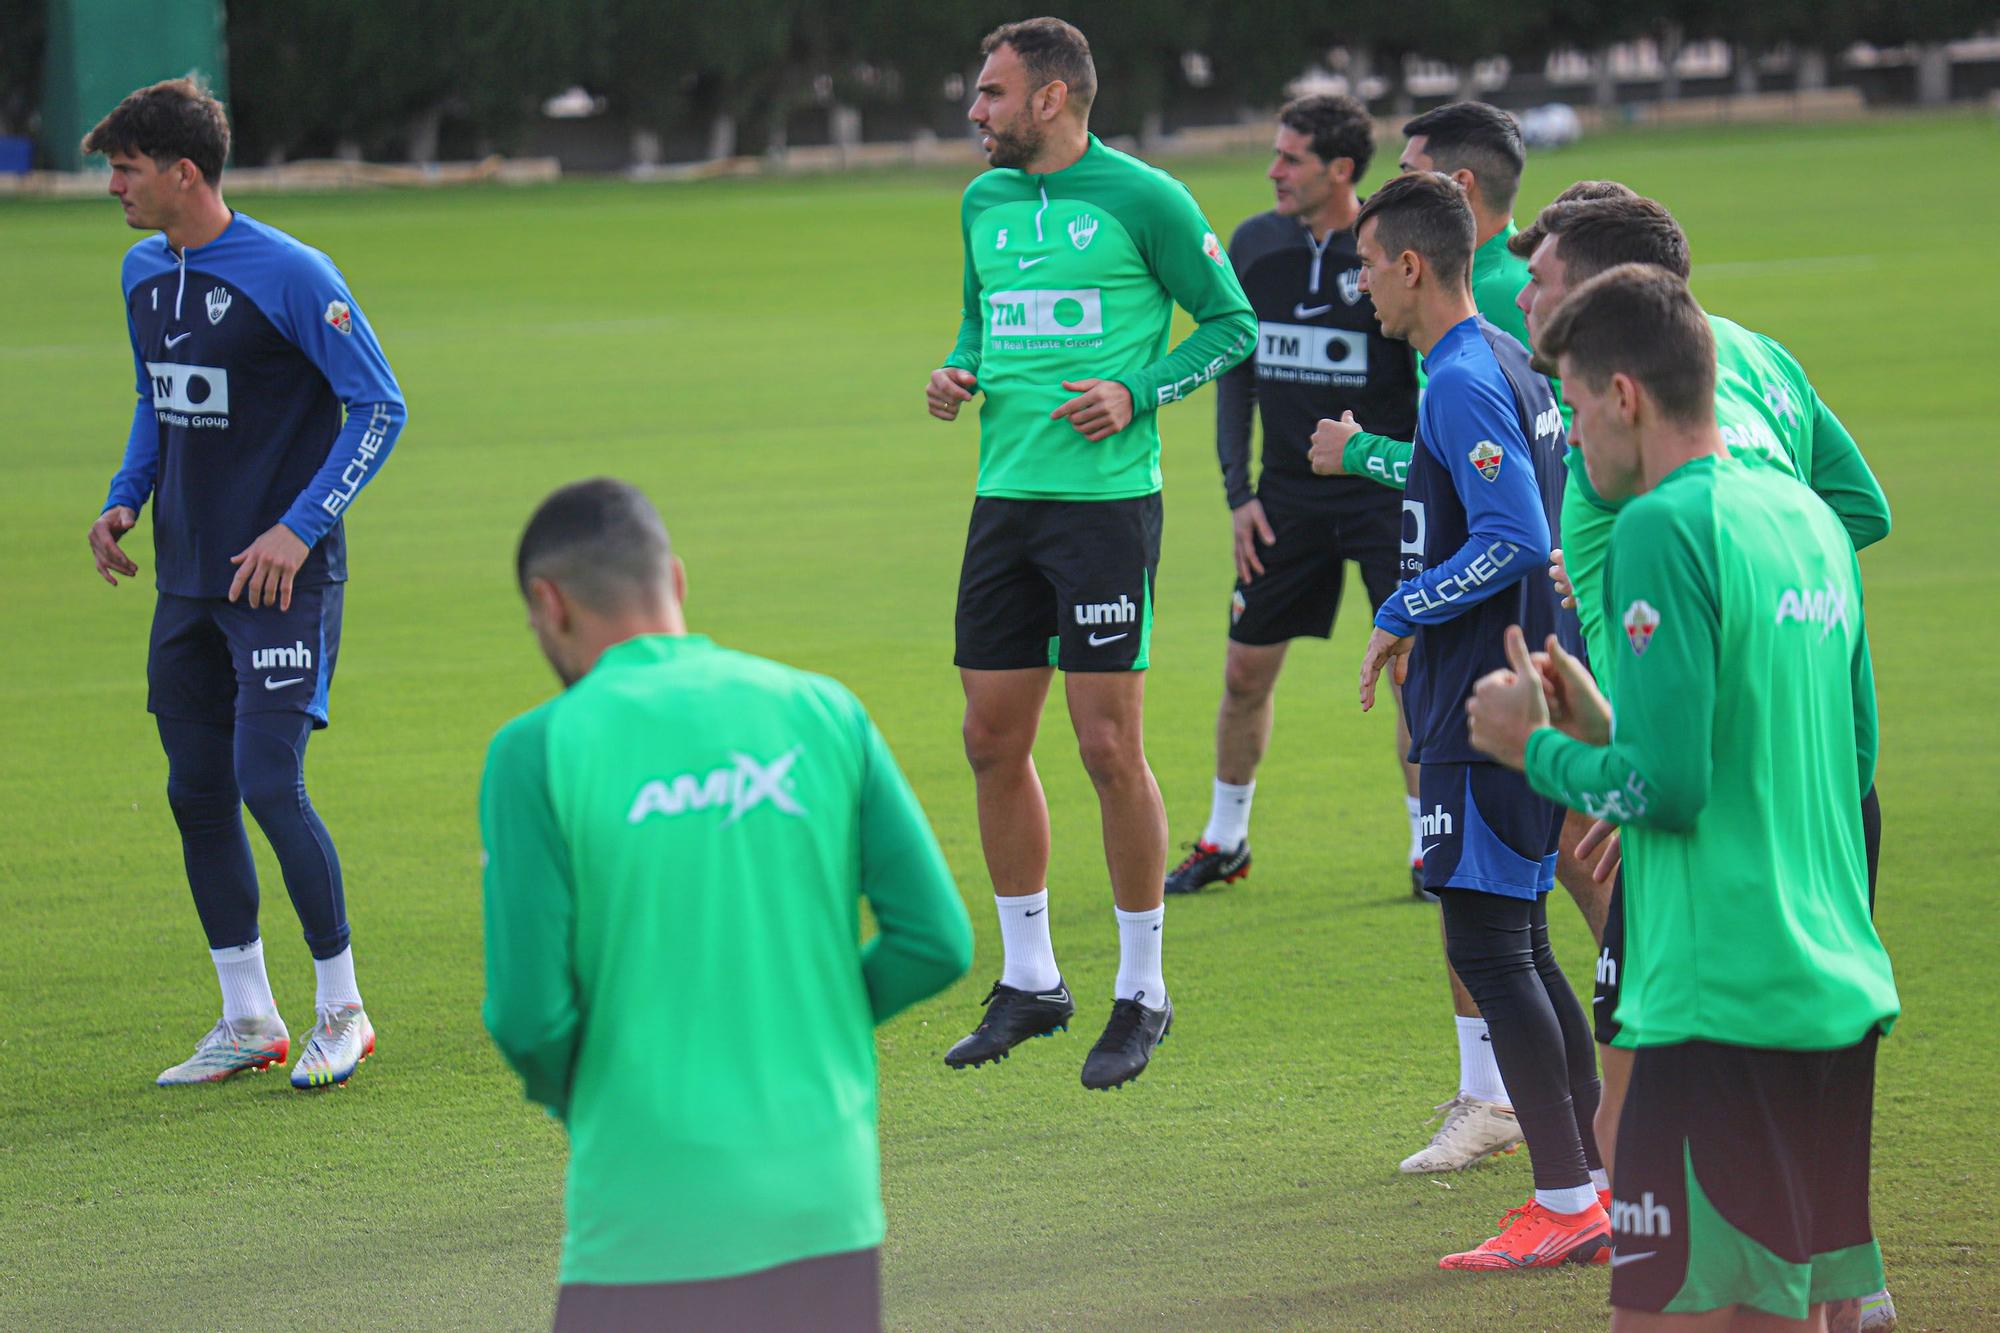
[1024,907,1045,917]
[165,332,192,348]
[1592,995,1606,1004]
[1610,1251,1658,1268]
[264,676,305,691]
[1293,302,1334,318]
[1087,632,1128,646]
[1017,256,1047,270]
[1420,842,1441,858]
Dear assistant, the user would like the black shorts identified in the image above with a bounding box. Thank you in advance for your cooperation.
[1594,869,1626,1046]
[1417,761,1562,897]
[148,585,344,730]
[1610,1035,1883,1318]
[553,1247,879,1333]
[954,494,1161,673]
[1227,494,1401,646]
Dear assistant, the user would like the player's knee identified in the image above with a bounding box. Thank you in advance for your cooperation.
[961,710,1030,774]
[1074,722,1144,788]
[1221,658,1277,708]
[165,774,239,829]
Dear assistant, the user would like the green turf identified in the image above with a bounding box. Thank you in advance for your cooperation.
[2,111,1994,1330]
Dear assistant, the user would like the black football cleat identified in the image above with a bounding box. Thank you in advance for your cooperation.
[944,979,1075,1069]
[1164,840,1250,895]
[1411,861,1438,902]
[1080,993,1173,1090]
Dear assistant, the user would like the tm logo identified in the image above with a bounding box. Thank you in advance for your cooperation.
[627,747,807,827]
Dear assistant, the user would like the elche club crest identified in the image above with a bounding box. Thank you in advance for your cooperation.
[324,300,353,335]
[205,286,231,325]
[1338,268,1364,305]
[1068,213,1098,250]
[1624,599,1661,655]
[1469,439,1504,481]
[1202,231,1225,266]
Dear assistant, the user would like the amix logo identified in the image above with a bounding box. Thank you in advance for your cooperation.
[1611,1192,1673,1238]
[1074,594,1138,627]
[1419,805,1454,838]
[252,640,313,671]
[627,747,807,828]
[1775,585,1849,641]
[1533,404,1562,440]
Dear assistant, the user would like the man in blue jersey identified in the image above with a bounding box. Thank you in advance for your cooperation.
[1351,173,1608,1269]
[82,80,407,1090]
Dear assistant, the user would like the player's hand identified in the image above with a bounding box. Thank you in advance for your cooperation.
[1575,817,1621,884]
[1231,499,1276,583]
[1549,546,1575,610]
[228,523,310,611]
[1358,626,1412,713]
[1533,632,1612,746]
[1465,625,1552,770]
[1052,379,1133,442]
[1309,411,1360,475]
[927,367,978,421]
[89,506,140,585]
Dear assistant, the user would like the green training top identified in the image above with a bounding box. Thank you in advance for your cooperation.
[480,634,973,1285]
[1525,457,1899,1051]
[943,134,1256,500]
[1341,221,1548,487]
[1559,312,1891,672]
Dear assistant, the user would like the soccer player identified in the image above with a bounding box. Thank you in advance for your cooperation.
[1514,194,1899,1332]
[924,18,1255,1089]
[1303,102,1567,1173]
[1351,173,1608,1269]
[482,480,971,1331]
[82,79,407,1089]
[1470,264,1897,1330]
[1163,94,1420,897]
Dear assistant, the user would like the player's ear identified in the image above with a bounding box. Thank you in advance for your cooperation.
[1451,167,1478,204]
[1037,79,1067,122]
[668,556,688,610]
[1610,372,1641,426]
[527,576,568,633]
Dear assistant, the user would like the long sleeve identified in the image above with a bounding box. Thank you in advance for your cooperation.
[1805,389,1890,552]
[1215,354,1257,508]
[265,250,408,547]
[479,709,579,1118]
[1525,501,1717,831]
[105,305,159,513]
[1342,430,1414,490]
[943,196,984,376]
[1374,372,1551,637]
[1115,186,1256,412]
[854,710,972,1023]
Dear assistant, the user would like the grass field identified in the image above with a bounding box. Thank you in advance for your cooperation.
[3,111,1996,1330]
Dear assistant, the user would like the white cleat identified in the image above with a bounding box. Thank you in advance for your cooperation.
[289,1004,376,1089]
[156,1016,292,1086]
[1399,1095,1524,1173]
[1858,1289,1897,1331]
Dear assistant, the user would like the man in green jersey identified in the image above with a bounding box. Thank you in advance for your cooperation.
[480,480,972,1330]
[925,18,1255,1089]
[1468,266,1897,1330]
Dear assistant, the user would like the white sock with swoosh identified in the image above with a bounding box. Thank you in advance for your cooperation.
[996,890,1059,993]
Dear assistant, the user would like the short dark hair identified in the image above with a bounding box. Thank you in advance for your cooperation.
[1539,195,1692,283]
[1353,171,1476,291]
[1538,264,1716,427]
[1277,93,1375,181]
[82,77,230,184]
[1509,179,1636,258]
[982,17,1096,112]
[1402,100,1525,215]
[517,478,675,610]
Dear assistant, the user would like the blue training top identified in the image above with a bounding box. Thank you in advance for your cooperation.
[1376,315,1568,764]
[105,212,408,598]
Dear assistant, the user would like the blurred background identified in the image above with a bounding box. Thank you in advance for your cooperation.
[3,0,1997,179]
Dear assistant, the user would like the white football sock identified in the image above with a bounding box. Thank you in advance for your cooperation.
[1537,1183,1600,1215]
[313,945,363,1009]
[1202,778,1255,850]
[212,939,278,1025]
[1590,1167,1610,1193]
[1407,794,1425,863]
[1456,1015,1509,1105]
[995,891,1060,993]
[1113,905,1166,1007]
